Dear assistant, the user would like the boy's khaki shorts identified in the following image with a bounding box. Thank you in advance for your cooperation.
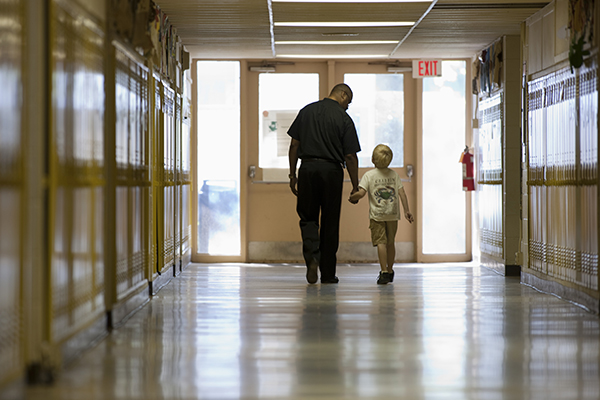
[369,219,398,246]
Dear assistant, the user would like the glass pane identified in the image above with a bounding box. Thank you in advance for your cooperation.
[344,74,404,167]
[258,73,319,168]
[422,61,467,254]
[196,61,241,255]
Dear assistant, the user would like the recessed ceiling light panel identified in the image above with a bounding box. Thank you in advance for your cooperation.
[274,21,415,27]
[276,40,399,45]
[273,0,431,3]
[277,54,390,58]
[321,33,360,36]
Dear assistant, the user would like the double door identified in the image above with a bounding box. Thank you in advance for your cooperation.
[193,60,471,263]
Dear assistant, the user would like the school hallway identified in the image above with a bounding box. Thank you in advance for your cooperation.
[1,263,598,400]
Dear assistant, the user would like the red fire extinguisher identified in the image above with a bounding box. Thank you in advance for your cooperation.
[459,146,475,191]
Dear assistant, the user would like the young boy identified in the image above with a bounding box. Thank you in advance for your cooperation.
[349,144,414,284]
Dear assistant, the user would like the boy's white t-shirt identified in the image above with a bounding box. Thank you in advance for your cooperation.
[358,168,404,222]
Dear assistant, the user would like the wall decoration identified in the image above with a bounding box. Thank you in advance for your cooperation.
[473,39,503,97]
[568,0,595,70]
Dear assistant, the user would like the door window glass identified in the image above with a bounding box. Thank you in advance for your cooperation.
[258,73,319,169]
[344,74,404,167]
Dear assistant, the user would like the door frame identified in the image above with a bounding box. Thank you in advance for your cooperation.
[191,59,472,263]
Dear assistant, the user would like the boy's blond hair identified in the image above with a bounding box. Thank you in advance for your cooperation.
[372,144,393,169]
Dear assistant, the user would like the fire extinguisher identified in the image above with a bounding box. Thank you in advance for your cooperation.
[459,146,475,191]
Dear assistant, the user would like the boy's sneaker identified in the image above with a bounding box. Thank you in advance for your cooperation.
[389,270,394,282]
[377,272,391,285]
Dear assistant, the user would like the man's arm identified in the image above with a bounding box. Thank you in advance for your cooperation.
[288,138,300,196]
[344,153,359,194]
[349,187,366,204]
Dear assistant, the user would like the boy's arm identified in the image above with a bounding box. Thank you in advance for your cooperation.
[398,187,414,223]
[349,187,366,204]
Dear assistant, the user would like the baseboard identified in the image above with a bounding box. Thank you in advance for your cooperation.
[521,271,599,314]
[150,266,175,295]
[248,241,415,263]
[481,253,521,277]
[181,249,191,270]
[60,312,108,367]
[111,282,150,329]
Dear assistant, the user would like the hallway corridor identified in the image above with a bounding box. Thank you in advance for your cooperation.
[2,263,599,400]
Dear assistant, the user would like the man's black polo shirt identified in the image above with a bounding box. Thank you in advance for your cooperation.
[287,98,361,165]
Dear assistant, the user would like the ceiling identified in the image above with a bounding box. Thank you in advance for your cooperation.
[155,0,549,60]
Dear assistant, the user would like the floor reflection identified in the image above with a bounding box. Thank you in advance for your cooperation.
[1,263,599,400]
[296,284,341,397]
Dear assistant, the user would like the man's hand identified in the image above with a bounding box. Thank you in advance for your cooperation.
[348,187,364,204]
[290,176,298,196]
[405,212,414,223]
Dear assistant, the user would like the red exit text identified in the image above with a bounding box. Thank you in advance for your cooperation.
[412,60,442,78]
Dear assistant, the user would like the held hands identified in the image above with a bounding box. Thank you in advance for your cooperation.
[348,188,360,204]
[405,212,414,223]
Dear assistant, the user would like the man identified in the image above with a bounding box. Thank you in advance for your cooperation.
[288,83,361,284]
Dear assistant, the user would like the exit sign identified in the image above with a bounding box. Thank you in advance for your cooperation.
[412,60,442,78]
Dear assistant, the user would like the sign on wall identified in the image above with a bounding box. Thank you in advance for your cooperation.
[412,60,442,78]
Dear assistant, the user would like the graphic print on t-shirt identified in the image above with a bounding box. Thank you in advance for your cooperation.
[372,177,399,218]
[374,186,396,203]
[359,168,403,221]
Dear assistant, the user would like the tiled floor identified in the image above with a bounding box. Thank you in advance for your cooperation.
[2,263,600,399]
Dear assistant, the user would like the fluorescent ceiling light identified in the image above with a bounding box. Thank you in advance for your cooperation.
[322,33,360,36]
[277,54,390,58]
[276,40,399,45]
[273,1,431,3]
[274,21,414,27]
[249,66,277,72]
[387,66,411,72]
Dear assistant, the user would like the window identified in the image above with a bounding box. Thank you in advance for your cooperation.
[422,61,467,254]
[344,74,404,167]
[258,73,319,169]
[196,61,240,255]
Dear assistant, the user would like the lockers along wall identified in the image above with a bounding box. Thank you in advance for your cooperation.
[473,35,522,277]
[112,42,151,319]
[477,93,504,263]
[48,0,106,357]
[525,61,598,311]
[522,1,599,313]
[0,0,192,387]
[0,0,24,387]
[181,71,192,269]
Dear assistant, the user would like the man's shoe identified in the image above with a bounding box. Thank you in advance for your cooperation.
[377,272,391,285]
[321,276,339,284]
[306,260,318,284]
[389,270,394,282]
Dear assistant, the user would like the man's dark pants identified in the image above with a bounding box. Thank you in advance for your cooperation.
[297,159,343,281]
